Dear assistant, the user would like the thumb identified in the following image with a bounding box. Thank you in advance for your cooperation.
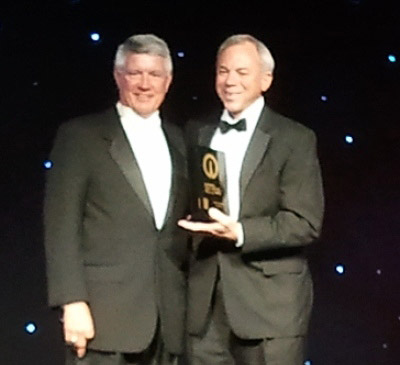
[208,207,231,225]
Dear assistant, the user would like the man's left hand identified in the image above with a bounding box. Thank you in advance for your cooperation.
[178,207,240,242]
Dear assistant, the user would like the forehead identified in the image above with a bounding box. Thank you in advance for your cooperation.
[217,42,261,68]
[123,52,167,71]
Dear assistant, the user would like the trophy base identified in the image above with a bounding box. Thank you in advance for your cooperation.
[190,209,212,222]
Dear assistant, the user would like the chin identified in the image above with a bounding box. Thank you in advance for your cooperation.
[224,101,238,110]
[225,105,242,116]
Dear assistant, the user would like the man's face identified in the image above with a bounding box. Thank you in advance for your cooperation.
[215,42,272,118]
[114,53,172,118]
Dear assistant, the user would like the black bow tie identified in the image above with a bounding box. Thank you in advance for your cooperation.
[219,118,247,134]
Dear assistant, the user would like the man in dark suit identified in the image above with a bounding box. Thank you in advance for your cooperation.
[44,34,188,364]
[179,34,324,364]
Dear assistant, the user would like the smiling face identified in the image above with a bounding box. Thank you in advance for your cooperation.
[215,42,273,118]
[114,52,172,118]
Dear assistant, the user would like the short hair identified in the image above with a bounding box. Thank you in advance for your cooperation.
[217,34,275,73]
[114,34,173,74]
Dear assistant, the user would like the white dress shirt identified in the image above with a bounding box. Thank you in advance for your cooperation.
[116,102,172,230]
[210,96,265,245]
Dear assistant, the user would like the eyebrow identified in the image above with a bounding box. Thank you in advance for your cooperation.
[218,66,249,72]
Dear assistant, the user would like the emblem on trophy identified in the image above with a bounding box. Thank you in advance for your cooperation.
[189,146,227,221]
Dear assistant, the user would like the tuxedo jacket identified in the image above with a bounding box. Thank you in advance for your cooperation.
[187,105,324,339]
[44,107,188,354]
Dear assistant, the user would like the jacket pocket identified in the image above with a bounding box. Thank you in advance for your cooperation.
[248,258,305,276]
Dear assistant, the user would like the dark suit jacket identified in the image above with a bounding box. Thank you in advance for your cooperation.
[187,105,324,339]
[44,107,188,354]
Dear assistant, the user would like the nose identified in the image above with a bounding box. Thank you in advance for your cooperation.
[138,73,150,89]
[225,71,238,86]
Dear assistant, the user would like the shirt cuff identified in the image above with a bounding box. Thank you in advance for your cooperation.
[235,223,244,247]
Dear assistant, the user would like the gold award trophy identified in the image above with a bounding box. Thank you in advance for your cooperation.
[189,146,227,221]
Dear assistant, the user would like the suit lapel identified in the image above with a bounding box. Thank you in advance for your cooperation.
[199,117,220,148]
[161,122,184,227]
[240,106,272,198]
[103,108,153,216]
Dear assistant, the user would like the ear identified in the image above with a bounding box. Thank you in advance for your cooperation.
[165,74,173,92]
[113,69,123,88]
[261,71,273,92]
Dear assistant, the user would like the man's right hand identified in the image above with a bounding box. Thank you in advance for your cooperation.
[63,301,95,358]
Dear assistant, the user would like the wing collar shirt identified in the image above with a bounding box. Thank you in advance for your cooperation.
[116,102,172,230]
[210,96,265,246]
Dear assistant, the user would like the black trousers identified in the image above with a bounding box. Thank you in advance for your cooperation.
[188,278,306,365]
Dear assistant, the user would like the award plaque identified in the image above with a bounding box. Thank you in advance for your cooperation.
[189,146,227,221]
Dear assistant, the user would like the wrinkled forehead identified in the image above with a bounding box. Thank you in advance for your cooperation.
[123,52,170,71]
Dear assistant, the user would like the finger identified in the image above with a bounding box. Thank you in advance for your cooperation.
[178,220,202,231]
[64,329,76,345]
[212,227,227,235]
[208,208,231,225]
[85,328,95,340]
[75,337,87,358]
[70,334,78,345]
[76,345,87,358]
[178,220,224,233]
[178,220,204,230]
[177,219,189,228]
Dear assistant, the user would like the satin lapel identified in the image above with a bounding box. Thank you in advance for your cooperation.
[199,121,219,148]
[161,122,183,227]
[240,107,272,198]
[105,109,153,216]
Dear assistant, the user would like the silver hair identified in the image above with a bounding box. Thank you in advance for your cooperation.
[114,34,173,74]
[217,34,275,73]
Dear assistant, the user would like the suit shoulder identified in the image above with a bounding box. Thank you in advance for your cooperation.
[185,111,219,138]
[163,121,186,151]
[187,110,220,128]
[268,107,316,140]
[58,107,116,135]
[163,120,184,137]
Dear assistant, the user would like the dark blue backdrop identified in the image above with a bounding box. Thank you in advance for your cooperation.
[1,1,399,364]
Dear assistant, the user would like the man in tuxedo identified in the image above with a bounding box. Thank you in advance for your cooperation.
[179,34,324,364]
[44,34,188,364]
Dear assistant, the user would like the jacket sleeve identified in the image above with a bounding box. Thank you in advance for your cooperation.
[44,122,90,307]
[240,129,324,254]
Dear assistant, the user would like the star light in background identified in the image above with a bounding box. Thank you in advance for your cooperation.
[25,322,37,335]
[90,32,101,43]
[345,135,354,144]
[43,160,53,169]
[336,264,346,275]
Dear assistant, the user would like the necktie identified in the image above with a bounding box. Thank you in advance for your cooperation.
[219,118,247,134]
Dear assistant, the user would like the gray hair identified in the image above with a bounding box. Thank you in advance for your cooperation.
[217,34,275,73]
[114,34,173,74]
